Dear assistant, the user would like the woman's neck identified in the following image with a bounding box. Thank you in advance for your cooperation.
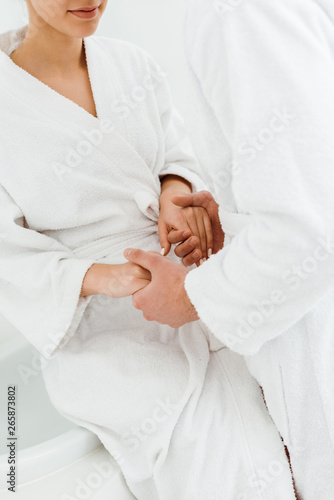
[11,23,85,75]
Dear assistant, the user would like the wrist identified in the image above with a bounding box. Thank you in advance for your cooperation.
[160,180,192,211]
[81,263,118,297]
[160,175,192,198]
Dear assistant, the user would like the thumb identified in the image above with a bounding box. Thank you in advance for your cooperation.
[171,193,195,208]
[172,191,214,210]
[158,221,171,256]
[124,248,160,273]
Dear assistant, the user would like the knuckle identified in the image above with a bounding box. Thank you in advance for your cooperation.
[191,236,200,246]
[192,249,202,261]
[131,249,140,259]
[174,247,182,258]
[203,190,213,199]
[133,297,141,310]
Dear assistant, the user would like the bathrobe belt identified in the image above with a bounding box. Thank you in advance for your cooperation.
[72,225,157,261]
[72,207,253,262]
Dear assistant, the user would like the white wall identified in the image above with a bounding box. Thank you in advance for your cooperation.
[0,0,189,344]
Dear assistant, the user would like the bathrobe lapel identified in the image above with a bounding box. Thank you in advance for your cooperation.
[0,32,161,221]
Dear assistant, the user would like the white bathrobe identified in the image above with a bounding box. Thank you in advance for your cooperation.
[184,0,334,498]
[0,26,295,499]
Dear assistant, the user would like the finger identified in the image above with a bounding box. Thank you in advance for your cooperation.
[158,221,171,257]
[171,191,215,209]
[132,284,153,315]
[185,215,207,264]
[132,286,147,311]
[195,210,208,259]
[135,266,152,281]
[168,228,192,245]
[181,248,202,268]
[132,278,151,294]
[174,236,200,259]
[124,248,161,273]
[183,209,200,247]
[203,211,213,258]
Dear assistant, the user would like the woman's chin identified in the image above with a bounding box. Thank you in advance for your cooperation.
[63,19,102,39]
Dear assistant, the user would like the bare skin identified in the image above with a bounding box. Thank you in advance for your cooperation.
[124,191,225,327]
[124,249,199,327]
[9,0,108,117]
[10,45,98,118]
[80,262,151,299]
[159,175,213,265]
[170,191,225,264]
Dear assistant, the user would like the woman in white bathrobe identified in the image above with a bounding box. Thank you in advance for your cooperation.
[0,1,296,499]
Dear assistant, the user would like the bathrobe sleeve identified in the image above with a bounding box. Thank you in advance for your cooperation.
[184,0,334,355]
[0,182,96,359]
[151,57,208,193]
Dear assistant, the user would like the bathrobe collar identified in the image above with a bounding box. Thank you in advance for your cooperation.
[0,25,102,129]
[0,25,161,210]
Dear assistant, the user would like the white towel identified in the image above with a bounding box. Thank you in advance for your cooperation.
[184,0,334,497]
[0,26,295,498]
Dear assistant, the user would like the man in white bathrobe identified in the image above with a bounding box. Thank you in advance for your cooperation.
[125,0,334,498]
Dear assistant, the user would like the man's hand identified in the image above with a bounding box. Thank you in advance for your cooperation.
[123,249,199,328]
[168,191,225,266]
[159,189,213,264]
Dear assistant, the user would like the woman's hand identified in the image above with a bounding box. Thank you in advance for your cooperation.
[159,195,213,265]
[168,191,225,267]
[104,262,151,298]
[81,263,151,298]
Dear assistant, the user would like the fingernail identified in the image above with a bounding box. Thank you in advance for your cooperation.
[208,248,212,258]
[124,248,132,257]
[160,248,165,256]
[199,259,204,265]
[193,251,201,260]
[190,238,196,248]
[183,230,191,238]
[203,258,207,262]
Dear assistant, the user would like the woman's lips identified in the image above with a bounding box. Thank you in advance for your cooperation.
[68,6,99,19]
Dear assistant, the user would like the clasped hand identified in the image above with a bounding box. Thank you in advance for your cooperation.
[122,190,225,299]
[119,191,224,326]
[158,187,213,266]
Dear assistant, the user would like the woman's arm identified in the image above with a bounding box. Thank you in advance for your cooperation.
[160,174,192,197]
[80,262,151,298]
[0,182,150,358]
